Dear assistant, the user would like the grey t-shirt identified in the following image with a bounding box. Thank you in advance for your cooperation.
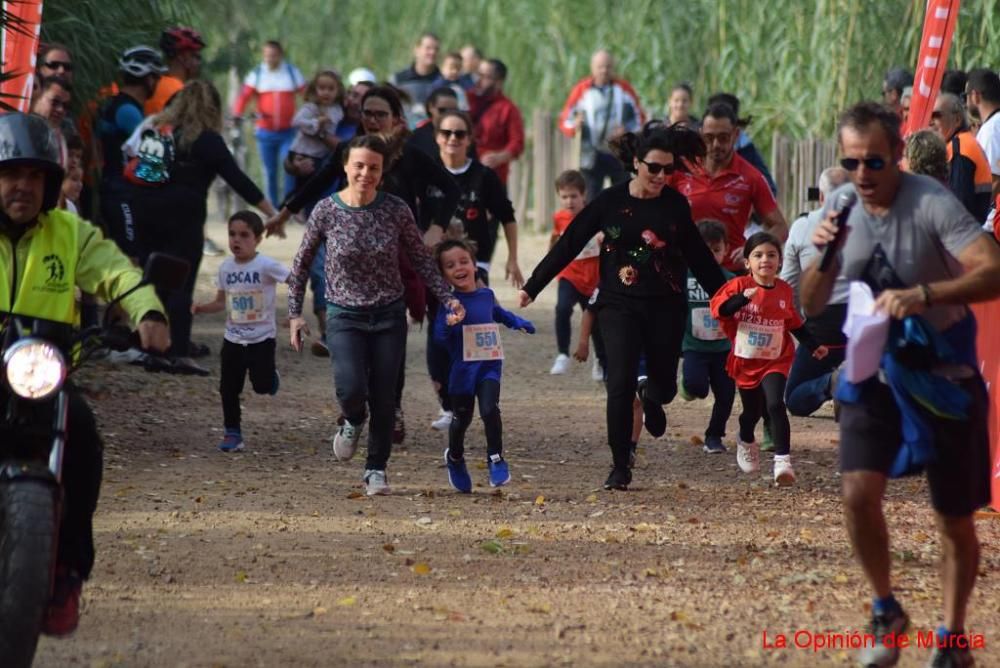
[827,173,986,332]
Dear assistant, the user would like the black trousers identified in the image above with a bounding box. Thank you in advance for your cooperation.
[59,389,103,580]
[598,300,684,469]
[738,372,790,455]
[448,379,502,460]
[220,338,276,431]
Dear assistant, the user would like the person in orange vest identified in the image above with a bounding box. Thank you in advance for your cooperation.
[145,26,205,116]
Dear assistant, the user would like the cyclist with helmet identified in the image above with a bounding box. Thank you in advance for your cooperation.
[0,113,170,634]
[145,26,205,116]
[97,45,166,257]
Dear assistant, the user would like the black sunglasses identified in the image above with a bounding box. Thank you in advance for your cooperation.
[930,110,943,120]
[840,157,887,172]
[438,128,469,140]
[43,60,73,72]
[639,159,676,175]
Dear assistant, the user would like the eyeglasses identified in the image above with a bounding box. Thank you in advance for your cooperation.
[362,109,391,120]
[435,107,458,115]
[639,159,676,175]
[43,61,73,72]
[930,110,943,120]
[839,157,887,172]
[438,128,469,140]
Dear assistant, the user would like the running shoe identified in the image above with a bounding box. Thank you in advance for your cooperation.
[591,358,604,381]
[218,430,244,452]
[333,421,363,461]
[773,453,796,486]
[736,439,759,473]
[926,632,975,667]
[678,381,695,402]
[203,237,225,256]
[702,436,727,454]
[760,423,775,452]
[603,466,632,491]
[487,454,510,487]
[857,605,910,667]
[392,408,405,444]
[431,410,454,431]
[189,341,211,358]
[363,469,391,496]
[41,567,82,636]
[549,353,570,375]
[444,448,472,493]
[637,379,667,438]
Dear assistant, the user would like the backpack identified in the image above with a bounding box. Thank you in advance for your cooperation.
[124,123,175,187]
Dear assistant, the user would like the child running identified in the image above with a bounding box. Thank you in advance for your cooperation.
[549,170,603,378]
[434,239,535,492]
[709,232,826,485]
[679,219,736,454]
[192,211,290,452]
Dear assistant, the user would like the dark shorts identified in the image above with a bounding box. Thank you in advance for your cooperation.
[839,376,990,516]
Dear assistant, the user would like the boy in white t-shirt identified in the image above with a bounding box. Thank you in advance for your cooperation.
[193,211,290,452]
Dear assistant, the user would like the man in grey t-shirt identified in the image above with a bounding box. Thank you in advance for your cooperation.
[802,102,1000,668]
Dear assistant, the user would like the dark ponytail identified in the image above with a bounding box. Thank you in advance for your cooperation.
[610,121,706,173]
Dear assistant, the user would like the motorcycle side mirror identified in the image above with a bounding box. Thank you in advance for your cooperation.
[143,252,190,292]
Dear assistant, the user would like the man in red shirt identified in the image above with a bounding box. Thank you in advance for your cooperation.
[669,102,788,270]
[468,58,524,185]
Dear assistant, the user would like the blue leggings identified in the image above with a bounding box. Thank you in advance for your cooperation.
[254,127,296,206]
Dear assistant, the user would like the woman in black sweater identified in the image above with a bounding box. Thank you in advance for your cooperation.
[520,124,726,490]
[126,80,276,365]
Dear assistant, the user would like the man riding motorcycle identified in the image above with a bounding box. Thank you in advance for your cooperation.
[0,112,170,635]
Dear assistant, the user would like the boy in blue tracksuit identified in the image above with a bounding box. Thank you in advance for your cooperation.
[433,239,535,492]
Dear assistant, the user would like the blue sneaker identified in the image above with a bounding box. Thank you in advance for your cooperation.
[444,448,472,493]
[218,430,244,452]
[269,370,280,395]
[487,454,510,487]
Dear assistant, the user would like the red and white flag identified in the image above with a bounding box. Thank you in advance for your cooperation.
[903,0,960,136]
[1,0,44,113]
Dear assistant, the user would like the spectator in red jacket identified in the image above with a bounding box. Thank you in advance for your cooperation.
[232,40,306,207]
[558,49,645,199]
[467,59,524,185]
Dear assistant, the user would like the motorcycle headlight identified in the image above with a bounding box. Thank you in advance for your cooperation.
[3,338,67,400]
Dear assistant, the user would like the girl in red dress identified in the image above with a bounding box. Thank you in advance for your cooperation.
[710,232,827,485]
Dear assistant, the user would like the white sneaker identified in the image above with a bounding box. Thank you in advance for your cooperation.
[774,454,796,486]
[363,469,391,496]
[736,439,760,473]
[430,410,453,431]
[550,354,570,375]
[332,421,363,461]
[591,358,604,381]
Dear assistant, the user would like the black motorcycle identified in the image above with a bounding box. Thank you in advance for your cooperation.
[0,253,188,667]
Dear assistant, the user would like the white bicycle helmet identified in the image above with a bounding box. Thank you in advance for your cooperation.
[119,46,167,78]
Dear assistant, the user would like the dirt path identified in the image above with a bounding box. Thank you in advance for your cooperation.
[35,217,1000,667]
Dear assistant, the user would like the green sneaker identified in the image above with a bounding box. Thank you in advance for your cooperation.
[760,423,775,452]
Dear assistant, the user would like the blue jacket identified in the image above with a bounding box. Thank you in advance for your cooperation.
[433,287,534,394]
[836,313,979,477]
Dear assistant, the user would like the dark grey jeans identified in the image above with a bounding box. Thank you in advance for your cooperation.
[326,299,407,471]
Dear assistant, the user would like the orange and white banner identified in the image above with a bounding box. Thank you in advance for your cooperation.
[0,0,44,113]
[903,0,960,136]
[971,302,1000,511]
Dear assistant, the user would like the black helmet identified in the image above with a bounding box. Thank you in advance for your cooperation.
[0,113,64,211]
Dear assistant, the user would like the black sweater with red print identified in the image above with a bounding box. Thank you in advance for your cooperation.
[523,181,725,307]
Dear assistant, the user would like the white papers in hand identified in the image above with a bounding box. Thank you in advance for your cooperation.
[842,281,890,384]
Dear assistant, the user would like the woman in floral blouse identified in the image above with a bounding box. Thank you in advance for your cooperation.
[288,134,464,496]
[520,123,725,490]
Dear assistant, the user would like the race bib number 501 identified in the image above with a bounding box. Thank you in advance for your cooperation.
[734,321,782,360]
[462,323,504,361]
[229,289,265,324]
